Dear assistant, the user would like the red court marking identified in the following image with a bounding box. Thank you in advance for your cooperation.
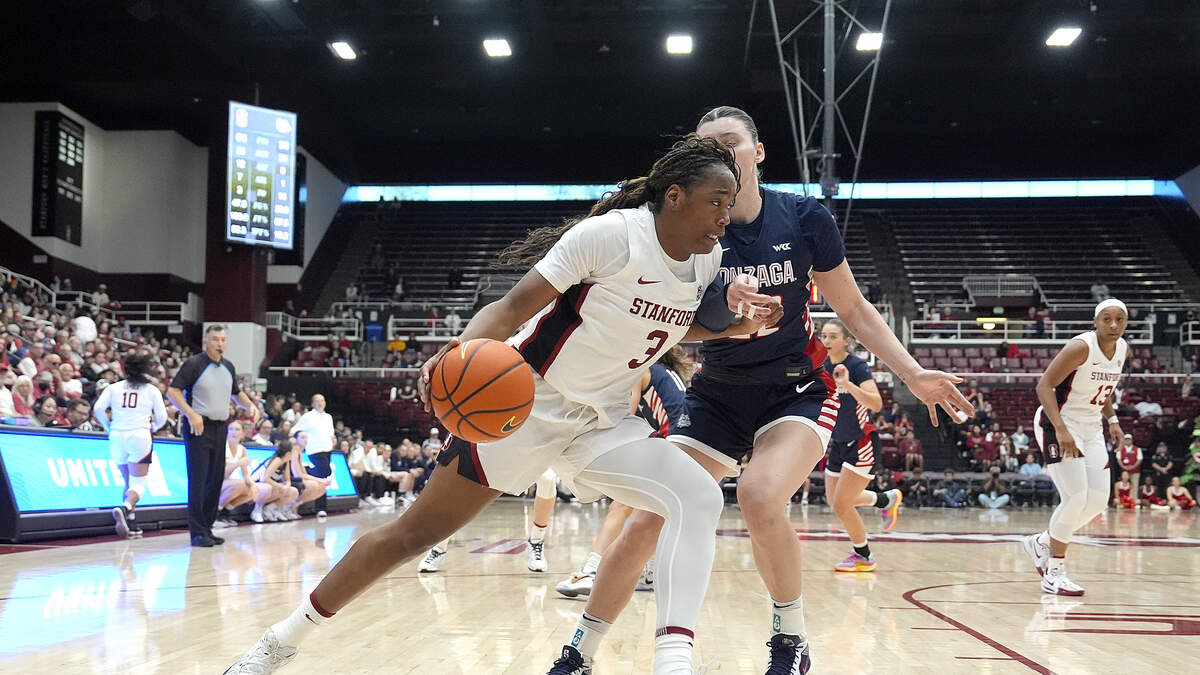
[470,538,527,554]
[903,582,1054,674]
[956,656,1017,661]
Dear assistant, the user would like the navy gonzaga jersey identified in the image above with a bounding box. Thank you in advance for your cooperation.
[637,363,688,434]
[823,353,877,442]
[701,188,846,383]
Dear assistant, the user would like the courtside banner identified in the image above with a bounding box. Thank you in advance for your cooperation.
[0,428,355,513]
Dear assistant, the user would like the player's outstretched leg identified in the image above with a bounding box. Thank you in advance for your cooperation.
[224,457,500,674]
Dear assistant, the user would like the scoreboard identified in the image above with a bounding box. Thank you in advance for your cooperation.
[226,101,297,249]
[30,111,84,245]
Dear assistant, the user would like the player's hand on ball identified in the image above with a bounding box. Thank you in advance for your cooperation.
[726,274,776,321]
[419,337,461,412]
[903,368,974,427]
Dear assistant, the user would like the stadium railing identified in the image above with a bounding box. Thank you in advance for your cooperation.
[265,312,362,341]
[904,319,1153,345]
[268,366,419,378]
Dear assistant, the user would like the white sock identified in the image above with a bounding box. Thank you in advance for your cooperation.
[529,523,548,544]
[1036,530,1050,549]
[569,612,610,659]
[581,551,602,575]
[271,592,331,646]
[771,595,807,638]
[123,499,134,511]
[652,631,694,675]
[1047,556,1066,575]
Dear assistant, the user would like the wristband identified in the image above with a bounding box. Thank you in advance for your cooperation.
[1107,415,1119,425]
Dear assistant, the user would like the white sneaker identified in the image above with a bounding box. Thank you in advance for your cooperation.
[1021,533,1048,577]
[419,546,446,573]
[287,507,301,520]
[555,571,595,598]
[1042,568,1085,596]
[527,539,548,572]
[223,628,298,674]
[212,519,229,530]
[251,505,265,523]
[266,505,284,522]
[316,510,327,519]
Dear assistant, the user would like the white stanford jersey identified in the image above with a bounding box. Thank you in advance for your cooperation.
[1053,331,1128,424]
[94,380,169,433]
[517,204,722,427]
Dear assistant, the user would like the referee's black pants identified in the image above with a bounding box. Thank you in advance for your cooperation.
[183,417,227,538]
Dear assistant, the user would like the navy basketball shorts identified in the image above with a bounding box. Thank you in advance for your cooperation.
[825,431,880,479]
[666,372,837,477]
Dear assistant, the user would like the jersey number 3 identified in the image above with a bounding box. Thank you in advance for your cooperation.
[122,391,139,409]
[629,330,669,369]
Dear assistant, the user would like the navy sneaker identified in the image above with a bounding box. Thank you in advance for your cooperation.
[112,506,131,538]
[766,633,810,674]
[546,645,592,675]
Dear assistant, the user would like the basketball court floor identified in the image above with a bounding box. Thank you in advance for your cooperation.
[0,500,1195,674]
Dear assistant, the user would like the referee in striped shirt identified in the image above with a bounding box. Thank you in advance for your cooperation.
[167,325,259,547]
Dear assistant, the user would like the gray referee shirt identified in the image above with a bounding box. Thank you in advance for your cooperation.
[169,354,239,420]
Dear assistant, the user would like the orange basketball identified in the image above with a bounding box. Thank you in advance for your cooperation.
[430,338,535,443]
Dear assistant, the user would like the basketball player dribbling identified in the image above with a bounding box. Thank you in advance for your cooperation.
[818,320,903,573]
[1022,298,1129,596]
[225,136,778,675]
[548,107,972,675]
[92,351,168,538]
[556,346,693,598]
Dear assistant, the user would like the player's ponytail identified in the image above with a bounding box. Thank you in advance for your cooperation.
[498,134,738,269]
[657,346,696,382]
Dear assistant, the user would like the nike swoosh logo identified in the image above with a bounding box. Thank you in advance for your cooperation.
[501,416,521,433]
[796,381,814,394]
[637,277,661,285]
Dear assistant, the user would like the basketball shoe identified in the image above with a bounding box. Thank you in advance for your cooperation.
[527,539,548,572]
[879,489,903,531]
[112,505,131,538]
[546,645,592,675]
[636,561,654,591]
[224,628,298,674]
[834,551,876,572]
[419,546,446,573]
[556,572,595,598]
[1020,533,1048,577]
[1042,567,1085,596]
[765,633,811,674]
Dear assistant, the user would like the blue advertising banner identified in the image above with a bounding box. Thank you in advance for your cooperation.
[0,429,355,513]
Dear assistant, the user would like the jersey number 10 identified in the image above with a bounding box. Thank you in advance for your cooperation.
[122,391,139,409]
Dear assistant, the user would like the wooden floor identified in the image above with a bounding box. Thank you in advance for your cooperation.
[0,500,1196,674]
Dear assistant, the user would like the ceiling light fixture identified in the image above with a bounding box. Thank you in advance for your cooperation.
[665,34,693,54]
[328,41,357,60]
[483,39,512,57]
[855,32,883,51]
[1045,26,1082,47]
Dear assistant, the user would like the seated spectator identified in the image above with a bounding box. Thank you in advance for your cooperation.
[55,362,83,399]
[894,412,913,436]
[250,419,274,446]
[978,466,1010,509]
[217,421,267,525]
[443,309,463,336]
[345,282,358,301]
[897,427,923,471]
[11,375,34,417]
[363,442,389,505]
[1090,280,1110,303]
[884,401,902,424]
[1182,374,1193,399]
[874,414,895,440]
[65,399,96,430]
[1166,477,1195,510]
[903,467,929,506]
[275,419,293,442]
[964,379,985,409]
[282,401,303,424]
[1011,425,1030,452]
[999,438,1020,472]
[91,284,110,308]
[1113,471,1137,509]
[1019,453,1043,479]
[17,342,43,378]
[347,440,370,505]
[32,394,68,427]
[288,431,329,518]
[251,440,301,521]
[985,422,1007,446]
[933,470,965,508]
[0,364,15,417]
[1140,481,1166,509]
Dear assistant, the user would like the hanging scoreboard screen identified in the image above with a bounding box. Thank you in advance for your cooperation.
[31,111,84,245]
[226,101,297,249]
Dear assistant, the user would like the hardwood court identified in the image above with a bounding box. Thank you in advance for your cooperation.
[0,500,1195,674]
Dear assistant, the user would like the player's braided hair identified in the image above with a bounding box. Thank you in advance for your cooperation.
[657,346,696,381]
[122,350,154,388]
[498,134,739,269]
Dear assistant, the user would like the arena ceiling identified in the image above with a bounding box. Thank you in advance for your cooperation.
[3,1,1198,184]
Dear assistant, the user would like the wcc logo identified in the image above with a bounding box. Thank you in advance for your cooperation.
[772,242,792,252]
